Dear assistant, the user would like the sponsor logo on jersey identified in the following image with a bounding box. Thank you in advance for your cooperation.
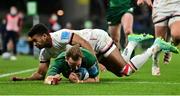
[61,31,70,40]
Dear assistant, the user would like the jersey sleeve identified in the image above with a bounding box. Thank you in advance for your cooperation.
[54,30,74,44]
[87,62,99,78]
[81,48,99,78]
[39,49,51,63]
[47,58,63,76]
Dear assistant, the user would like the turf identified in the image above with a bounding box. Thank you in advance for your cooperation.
[0,51,180,95]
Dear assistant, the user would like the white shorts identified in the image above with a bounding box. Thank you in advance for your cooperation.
[152,2,180,27]
[78,29,116,57]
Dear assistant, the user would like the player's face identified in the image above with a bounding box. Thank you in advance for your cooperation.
[66,57,82,71]
[31,34,52,49]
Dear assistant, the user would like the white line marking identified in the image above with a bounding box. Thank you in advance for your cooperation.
[0,80,180,85]
[0,68,36,78]
[101,81,180,85]
[0,69,180,85]
[57,81,180,85]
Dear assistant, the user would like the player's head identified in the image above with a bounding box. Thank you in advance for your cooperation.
[65,45,83,71]
[28,23,52,49]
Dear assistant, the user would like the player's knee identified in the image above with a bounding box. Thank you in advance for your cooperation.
[172,33,180,40]
[124,28,132,36]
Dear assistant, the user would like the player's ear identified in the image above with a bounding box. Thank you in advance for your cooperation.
[42,33,49,40]
[42,33,47,38]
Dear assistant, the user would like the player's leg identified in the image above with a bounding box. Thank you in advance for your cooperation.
[121,13,134,45]
[99,44,128,77]
[96,31,128,76]
[122,34,154,62]
[108,24,121,49]
[152,25,168,76]
[101,38,179,77]
[163,31,172,64]
[121,38,179,76]
[169,17,180,46]
[106,6,123,50]
[100,37,153,77]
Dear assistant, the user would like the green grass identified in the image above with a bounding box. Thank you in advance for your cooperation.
[0,51,180,95]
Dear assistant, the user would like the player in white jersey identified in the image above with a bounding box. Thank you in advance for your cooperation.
[11,24,179,81]
[152,0,180,76]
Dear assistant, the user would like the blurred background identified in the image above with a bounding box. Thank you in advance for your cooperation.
[0,0,153,56]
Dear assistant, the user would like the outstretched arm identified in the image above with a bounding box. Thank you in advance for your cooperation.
[12,63,49,81]
[44,74,62,85]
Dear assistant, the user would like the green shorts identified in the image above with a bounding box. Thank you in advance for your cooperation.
[106,7,134,25]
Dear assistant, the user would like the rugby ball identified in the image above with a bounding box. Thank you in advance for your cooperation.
[77,67,89,80]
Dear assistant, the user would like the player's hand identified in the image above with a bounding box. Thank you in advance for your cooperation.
[11,77,24,81]
[99,64,106,72]
[44,74,62,85]
[69,72,80,83]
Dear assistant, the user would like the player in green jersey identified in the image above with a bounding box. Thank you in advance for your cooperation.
[44,45,99,85]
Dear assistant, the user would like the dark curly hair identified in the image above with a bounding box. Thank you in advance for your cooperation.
[28,23,49,37]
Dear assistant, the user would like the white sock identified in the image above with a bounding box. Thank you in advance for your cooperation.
[130,44,160,70]
[122,41,137,62]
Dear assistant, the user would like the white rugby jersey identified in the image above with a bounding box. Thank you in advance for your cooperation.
[39,29,93,63]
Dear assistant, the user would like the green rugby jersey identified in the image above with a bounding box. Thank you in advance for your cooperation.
[109,0,133,7]
[47,48,99,78]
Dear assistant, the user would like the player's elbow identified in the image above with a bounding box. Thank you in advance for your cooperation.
[31,72,45,80]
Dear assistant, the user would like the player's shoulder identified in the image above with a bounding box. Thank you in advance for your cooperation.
[50,29,74,42]
[80,48,90,53]
[56,29,72,33]
[57,51,66,58]
[80,48,94,57]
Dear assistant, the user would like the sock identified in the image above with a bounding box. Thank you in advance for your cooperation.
[130,44,160,70]
[122,41,137,62]
[152,50,161,68]
[121,63,137,76]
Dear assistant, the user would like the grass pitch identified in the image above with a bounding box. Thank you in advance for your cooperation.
[0,51,180,95]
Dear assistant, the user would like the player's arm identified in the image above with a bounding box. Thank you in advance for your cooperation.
[12,62,49,81]
[69,63,99,83]
[44,74,62,85]
[81,63,99,83]
[26,63,49,80]
[70,33,96,55]
[69,72,99,83]
[44,59,63,85]
[79,76,99,83]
